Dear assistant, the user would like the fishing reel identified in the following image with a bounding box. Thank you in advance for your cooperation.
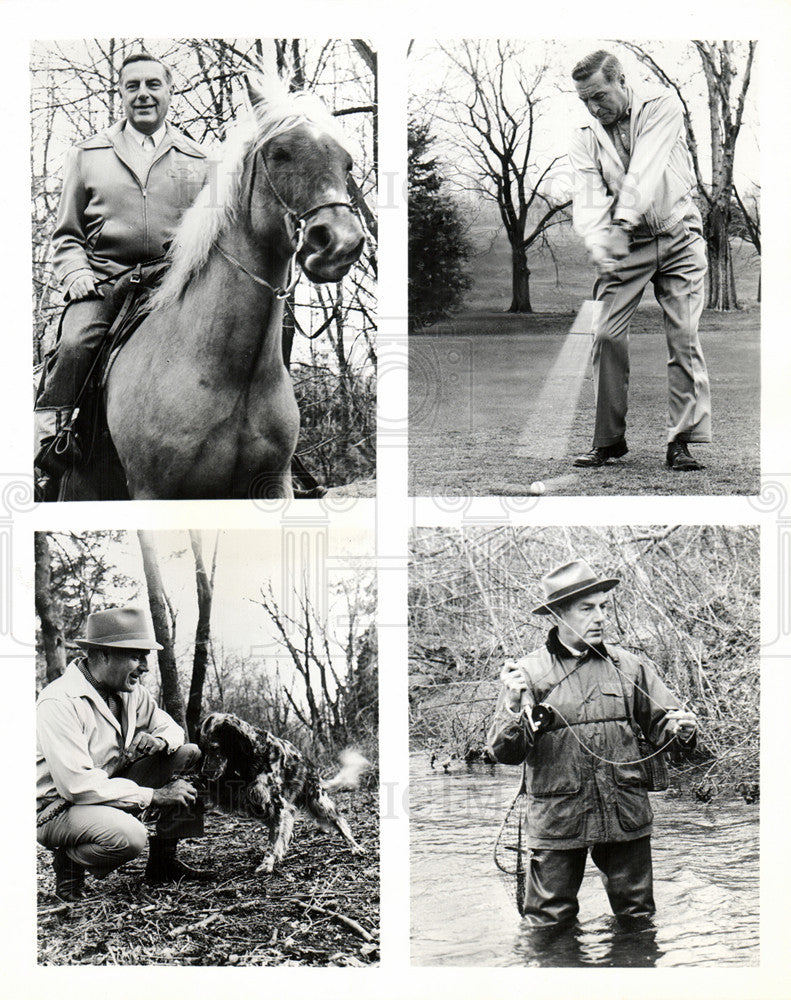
[530,702,555,733]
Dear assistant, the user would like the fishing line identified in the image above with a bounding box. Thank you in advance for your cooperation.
[507,528,691,717]
[547,703,676,766]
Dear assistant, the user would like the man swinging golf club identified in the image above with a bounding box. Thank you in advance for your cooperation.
[568,50,711,472]
[487,559,697,927]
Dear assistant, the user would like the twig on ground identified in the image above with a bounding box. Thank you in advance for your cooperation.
[169,912,222,938]
[293,899,374,941]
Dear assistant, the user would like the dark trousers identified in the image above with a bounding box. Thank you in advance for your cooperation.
[524,836,655,927]
[36,294,117,409]
[38,744,204,875]
[119,743,205,840]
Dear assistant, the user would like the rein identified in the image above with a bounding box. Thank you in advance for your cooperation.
[219,146,356,308]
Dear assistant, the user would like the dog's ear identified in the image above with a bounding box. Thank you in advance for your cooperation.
[198,713,216,750]
[219,717,257,761]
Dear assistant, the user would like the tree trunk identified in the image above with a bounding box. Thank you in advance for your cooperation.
[705,202,739,310]
[508,245,532,313]
[137,530,187,731]
[34,532,67,682]
[186,530,213,742]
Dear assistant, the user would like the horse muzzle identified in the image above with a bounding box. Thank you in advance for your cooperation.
[299,205,365,283]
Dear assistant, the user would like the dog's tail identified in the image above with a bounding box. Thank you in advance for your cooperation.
[322,749,370,790]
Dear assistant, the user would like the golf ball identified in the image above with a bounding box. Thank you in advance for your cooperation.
[530,481,546,495]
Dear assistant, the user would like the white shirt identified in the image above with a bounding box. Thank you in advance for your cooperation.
[124,120,167,150]
[36,660,185,810]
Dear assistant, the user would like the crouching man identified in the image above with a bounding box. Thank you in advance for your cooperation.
[36,606,212,901]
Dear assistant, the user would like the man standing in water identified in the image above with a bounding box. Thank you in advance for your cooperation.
[488,558,697,926]
[568,50,711,472]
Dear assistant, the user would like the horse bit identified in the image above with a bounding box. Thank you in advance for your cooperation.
[216,147,359,303]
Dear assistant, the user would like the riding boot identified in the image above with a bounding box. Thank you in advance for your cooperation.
[34,406,82,477]
[52,848,86,902]
[144,837,214,884]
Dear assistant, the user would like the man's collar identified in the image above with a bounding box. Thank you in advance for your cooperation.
[124,120,167,148]
[76,656,116,700]
[546,625,608,662]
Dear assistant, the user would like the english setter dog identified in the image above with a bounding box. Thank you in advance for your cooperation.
[199,712,368,873]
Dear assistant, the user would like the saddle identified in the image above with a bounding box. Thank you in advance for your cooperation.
[37,258,327,499]
[33,260,167,501]
[72,261,168,478]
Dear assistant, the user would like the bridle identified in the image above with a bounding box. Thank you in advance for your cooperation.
[217,146,357,301]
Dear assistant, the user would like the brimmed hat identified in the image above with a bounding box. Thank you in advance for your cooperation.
[532,559,619,615]
[74,606,163,651]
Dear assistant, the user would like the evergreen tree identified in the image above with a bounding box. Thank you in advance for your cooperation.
[408,119,472,330]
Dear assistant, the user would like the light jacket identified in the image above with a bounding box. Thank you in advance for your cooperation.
[36,660,185,811]
[487,630,684,849]
[568,83,698,254]
[51,119,209,293]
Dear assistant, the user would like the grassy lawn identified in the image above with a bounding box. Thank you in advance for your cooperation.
[409,227,760,497]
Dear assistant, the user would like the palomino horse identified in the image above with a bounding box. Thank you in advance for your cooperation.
[62,81,365,500]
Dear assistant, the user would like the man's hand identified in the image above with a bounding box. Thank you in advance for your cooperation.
[129,732,167,758]
[590,244,618,275]
[604,223,631,262]
[500,659,527,714]
[151,778,198,810]
[664,708,697,742]
[67,273,103,301]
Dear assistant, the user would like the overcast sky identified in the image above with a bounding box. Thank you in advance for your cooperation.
[49,520,376,679]
[409,38,760,202]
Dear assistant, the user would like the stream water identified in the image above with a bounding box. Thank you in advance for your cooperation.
[410,754,759,967]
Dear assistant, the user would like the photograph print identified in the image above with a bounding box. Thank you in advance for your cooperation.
[35,526,378,966]
[408,39,759,497]
[31,38,377,502]
[409,525,759,967]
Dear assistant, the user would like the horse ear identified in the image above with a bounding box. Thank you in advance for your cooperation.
[245,75,267,109]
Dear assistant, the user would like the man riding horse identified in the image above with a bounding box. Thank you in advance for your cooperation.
[34,52,209,490]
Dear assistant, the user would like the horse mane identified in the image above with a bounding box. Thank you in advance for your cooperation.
[152,78,346,310]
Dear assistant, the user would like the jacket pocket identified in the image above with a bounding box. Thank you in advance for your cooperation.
[527,789,584,840]
[613,760,653,832]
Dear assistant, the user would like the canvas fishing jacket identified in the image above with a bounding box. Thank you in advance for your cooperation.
[51,119,209,294]
[36,659,185,811]
[568,82,699,254]
[487,629,684,849]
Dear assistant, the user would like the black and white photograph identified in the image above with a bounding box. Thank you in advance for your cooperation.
[35,526,379,965]
[408,40,760,497]
[409,525,759,966]
[0,1,789,996]
[31,38,377,501]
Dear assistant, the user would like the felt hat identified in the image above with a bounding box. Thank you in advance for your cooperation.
[532,559,619,615]
[74,606,163,650]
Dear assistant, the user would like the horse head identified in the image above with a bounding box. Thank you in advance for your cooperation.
[247,81,366,284]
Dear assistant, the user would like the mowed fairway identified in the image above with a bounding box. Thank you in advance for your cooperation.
[409,229,760,497]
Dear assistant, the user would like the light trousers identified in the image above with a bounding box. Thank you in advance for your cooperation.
[37,743,203,876]
[591,212,711,448]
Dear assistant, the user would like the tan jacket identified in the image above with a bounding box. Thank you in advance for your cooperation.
[51,119,209,293]
[487,631,683,849]
[568,83,698,253]
[36,660,185,810]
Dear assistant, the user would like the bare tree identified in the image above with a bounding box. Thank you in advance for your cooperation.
[255,573,376,747]
[35,533,67,681]
[185,530,217,741]
[434,40,571,313]
[617,40,757,310]
[137,530,187,729]
[733,182,760,301]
